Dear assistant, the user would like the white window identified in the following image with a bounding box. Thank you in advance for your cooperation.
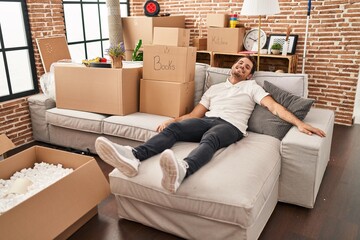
[63,0,129,62]
[0,0,37,102]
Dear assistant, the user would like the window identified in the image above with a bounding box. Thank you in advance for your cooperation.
[0,0,38,102]
[63,0,129,62]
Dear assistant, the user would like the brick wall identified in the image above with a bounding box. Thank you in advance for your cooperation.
[0,0,65,146]
[1,0,359,146]
[132,0,360,125]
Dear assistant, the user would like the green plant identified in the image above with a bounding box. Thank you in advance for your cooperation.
[271,42,282,50]
[106,42,125,58]
[132,39,143,61]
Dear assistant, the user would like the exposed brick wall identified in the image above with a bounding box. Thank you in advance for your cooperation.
[1,0,359,147]
[0,99,33,146]
[131,0,360,125]
[0,0,65,146]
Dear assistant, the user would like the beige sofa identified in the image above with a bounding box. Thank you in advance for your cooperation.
[28,63,334,239]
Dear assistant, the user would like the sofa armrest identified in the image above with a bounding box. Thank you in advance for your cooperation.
[28,94,56,142]
[279,108,334,208]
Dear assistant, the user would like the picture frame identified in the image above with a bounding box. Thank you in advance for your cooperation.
[267,34,298,55]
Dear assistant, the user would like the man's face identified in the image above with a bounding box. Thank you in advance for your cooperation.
[231,58,254,80]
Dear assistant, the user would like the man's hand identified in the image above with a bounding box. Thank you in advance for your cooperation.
[297,122,326,137]
[261,95,326,138]
[156,104,208,132]
[156,119,175,132]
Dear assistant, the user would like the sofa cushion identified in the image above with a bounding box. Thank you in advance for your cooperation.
[194,63,210,106]
[103,112,172,142]
[203,69,308,98]
[204,67,231,92]
[253,71,308,97]
[46,108,107,134]
[248,81,314,140]
[109,132,281,229]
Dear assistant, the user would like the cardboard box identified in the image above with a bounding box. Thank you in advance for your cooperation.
[140,79,194,118]
[0,134,15,160]
[207,27,245,53]
[55,66,142,115]
[206,14,229,27]
[0,146,110,240]
[143,45,196,83]
[122,16,185,50]
[153,27,190,47]
[193,37,207,51]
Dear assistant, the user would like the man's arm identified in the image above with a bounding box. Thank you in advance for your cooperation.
[260,95,326,137]
[156,103,208,132]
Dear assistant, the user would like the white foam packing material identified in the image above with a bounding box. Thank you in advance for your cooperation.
[0,162,73,215]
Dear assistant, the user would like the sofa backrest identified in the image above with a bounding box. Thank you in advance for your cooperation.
[194,63,309,106]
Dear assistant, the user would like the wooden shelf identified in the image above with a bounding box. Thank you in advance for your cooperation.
[196,50,213,66]
[196,51,298,73]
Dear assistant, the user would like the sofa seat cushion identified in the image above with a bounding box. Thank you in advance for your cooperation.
[109,132,281,228]
[46,108,108,134]
[103,112,172,142]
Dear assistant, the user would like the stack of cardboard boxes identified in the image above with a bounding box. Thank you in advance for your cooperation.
[195,13,245,53]
[140,27,196,118]
[122,16,186,60]
[53,16,188,117]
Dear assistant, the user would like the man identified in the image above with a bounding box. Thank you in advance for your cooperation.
[95,56,325,194]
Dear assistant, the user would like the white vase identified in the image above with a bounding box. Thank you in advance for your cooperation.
[282,42,288,56]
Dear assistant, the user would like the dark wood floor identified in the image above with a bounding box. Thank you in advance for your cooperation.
[8,124,360,239]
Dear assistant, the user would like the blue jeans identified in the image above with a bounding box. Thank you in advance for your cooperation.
[133,117,244,178]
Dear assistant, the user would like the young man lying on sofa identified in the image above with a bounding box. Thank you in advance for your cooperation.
[95,56,326,194]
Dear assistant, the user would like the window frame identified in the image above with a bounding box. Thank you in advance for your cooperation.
[62,0,130,60]
[0,0,38,102]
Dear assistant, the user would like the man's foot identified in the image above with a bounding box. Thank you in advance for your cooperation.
[160,149,188,193]
[95,137,140,177]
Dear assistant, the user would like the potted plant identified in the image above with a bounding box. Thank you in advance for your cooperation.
[132,39,143,61]
[271,42,282,55]
[106,42,125,68]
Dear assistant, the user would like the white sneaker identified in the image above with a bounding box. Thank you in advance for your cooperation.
[160,149,188,193]
[95,137,140,177]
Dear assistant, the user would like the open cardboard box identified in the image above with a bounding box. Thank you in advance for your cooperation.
[0,146,110,240]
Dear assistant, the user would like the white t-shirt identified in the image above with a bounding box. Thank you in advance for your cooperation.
[199,79,269,135]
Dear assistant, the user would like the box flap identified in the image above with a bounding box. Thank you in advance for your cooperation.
[0,134,15,156]
[36,36,71,73]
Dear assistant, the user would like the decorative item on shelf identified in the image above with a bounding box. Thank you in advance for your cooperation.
[243,28,267,52]
[282,25,292,56]
[241,0,281,71]
[271,42,282,55]
[132,39,143,61]
[267,34,298,55]
[229,14,238,28]
[106,42,125,68]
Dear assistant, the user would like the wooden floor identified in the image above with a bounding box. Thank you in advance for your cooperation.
[9,124,360,239]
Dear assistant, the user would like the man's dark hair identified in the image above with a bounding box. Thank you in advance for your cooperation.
[237,55,257,74]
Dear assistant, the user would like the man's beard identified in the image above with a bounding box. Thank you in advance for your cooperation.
[232,69,245,80]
